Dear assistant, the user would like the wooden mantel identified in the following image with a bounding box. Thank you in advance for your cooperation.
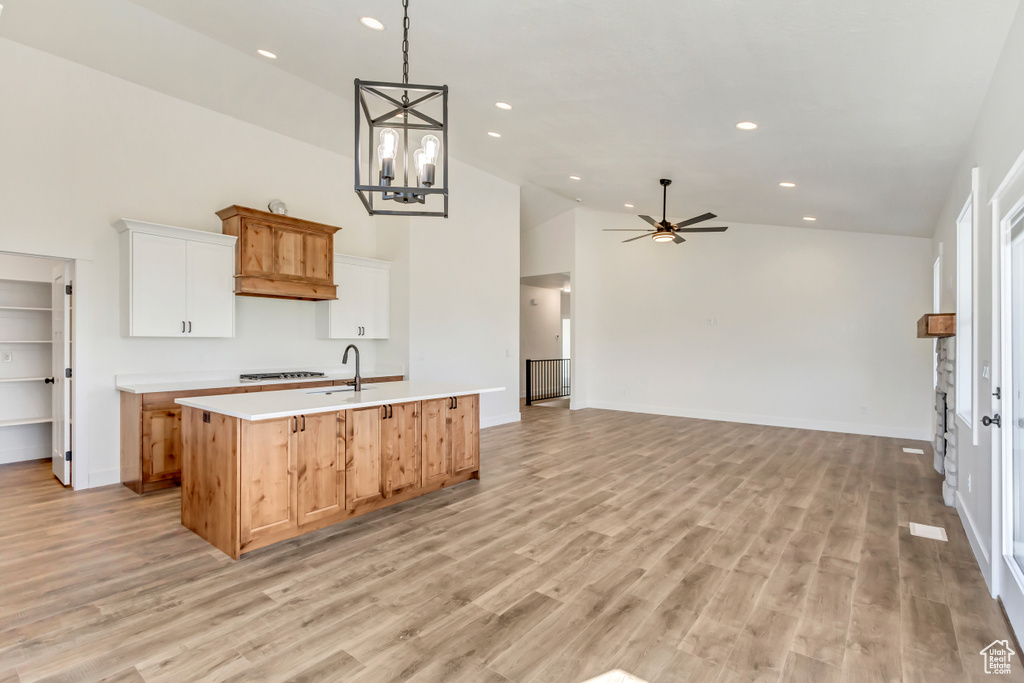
[917,313,955,338]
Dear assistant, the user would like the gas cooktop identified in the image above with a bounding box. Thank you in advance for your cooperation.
[239,371,326,382]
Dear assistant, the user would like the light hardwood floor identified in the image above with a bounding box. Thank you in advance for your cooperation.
[1,407,1020,682]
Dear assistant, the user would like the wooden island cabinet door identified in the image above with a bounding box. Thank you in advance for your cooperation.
[141,408,182,483]
[382,402,421,497]
[240,416,297,546]
[421,398,450,487]
[450,395,480,476]
[346,406,384,509]
[296,412,344,526]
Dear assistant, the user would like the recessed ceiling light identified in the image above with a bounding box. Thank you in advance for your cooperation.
[495,102,512,110]
[779,182,796,188]
[803,216,817,221]
[624,204,634,208]
[569,175,581,181]
[361,16,385,30]
[735,121,758,130]
[487,131,502,138]
[257,49,278,59]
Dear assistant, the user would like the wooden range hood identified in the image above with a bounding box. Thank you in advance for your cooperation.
[217,206,340,301]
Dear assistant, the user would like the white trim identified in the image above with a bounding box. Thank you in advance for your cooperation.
[586,401,930,440]
[113,218,237,247]
[957,490,993,582]
[86,468,121,488]
[482,412,521,429]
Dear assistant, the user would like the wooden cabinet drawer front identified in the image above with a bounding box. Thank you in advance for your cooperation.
[421,398,450,487]
[345,406,384,509]
[297,412,344,525]
[142,386,256,410]
[142,408,181,482]
[239,220,276,277]
[382,402,421,497]
[240,417,296,543]
[303,233,332,284]
[274,228,306,279]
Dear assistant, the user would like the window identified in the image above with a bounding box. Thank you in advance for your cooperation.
[956,197,974,425]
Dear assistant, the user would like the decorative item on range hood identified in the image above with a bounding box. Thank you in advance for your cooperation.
[217,205,341,302]
[354,0,449,218]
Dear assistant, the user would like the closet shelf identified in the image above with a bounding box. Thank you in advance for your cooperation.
[0,417,52,428]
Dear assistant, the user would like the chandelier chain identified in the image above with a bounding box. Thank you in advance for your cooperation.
[401,0,410,102]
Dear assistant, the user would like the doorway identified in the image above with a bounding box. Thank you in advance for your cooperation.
[0,253,74,486]
[520,272,571,410]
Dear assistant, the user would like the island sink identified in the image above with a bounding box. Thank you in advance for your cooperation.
[176,381,502,559]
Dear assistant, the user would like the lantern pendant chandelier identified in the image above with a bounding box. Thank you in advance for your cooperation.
[354,0,449,217]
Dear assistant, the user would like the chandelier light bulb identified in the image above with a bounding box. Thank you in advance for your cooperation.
[414,148,428,177]
[420,134,441,165]
[379,128,399,160]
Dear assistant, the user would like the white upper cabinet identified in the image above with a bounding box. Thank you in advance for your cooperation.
[116,220,237,338]
[317,255,390,340]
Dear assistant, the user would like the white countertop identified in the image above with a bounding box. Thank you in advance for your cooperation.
[176,381,504,421]
[116,367,404,394]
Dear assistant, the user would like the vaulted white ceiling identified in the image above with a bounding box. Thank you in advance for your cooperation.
[1,0,1019,236]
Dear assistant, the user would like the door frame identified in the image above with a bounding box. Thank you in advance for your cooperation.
[0,250,82,488]
[994,146,1024,635]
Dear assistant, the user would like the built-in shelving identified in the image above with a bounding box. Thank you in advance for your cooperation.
[0,416,52,428]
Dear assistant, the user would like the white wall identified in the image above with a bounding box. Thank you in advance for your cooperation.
[0,39,520,486]
[408,159,521,428]
[930,3,1024,614]
[520,285,563,396]
[574,208,933,439]
[521,209,574,278]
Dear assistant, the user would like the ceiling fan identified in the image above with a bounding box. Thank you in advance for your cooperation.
[605,179,728,244]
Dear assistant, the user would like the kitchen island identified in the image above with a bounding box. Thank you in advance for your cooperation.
[176,381,502,558]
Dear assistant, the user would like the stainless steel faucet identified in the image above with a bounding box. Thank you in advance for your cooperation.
[342,344,362,391]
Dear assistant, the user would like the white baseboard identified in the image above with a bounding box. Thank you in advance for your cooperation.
[0,446,49,465]
[584,401,931,441]
[956,490,993,587]
[482,413,521,429]
[87,468,121,489]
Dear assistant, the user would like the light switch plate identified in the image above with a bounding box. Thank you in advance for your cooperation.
[1,351,11,363]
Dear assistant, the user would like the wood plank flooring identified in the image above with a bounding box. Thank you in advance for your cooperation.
[1,407,1020,682]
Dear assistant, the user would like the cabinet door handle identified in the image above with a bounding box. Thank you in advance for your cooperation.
[381,405,387,420]
[301,415,306,432]
[188,321,192,334]
[454,396,458,409]
[388,404,393,419]
[182,321,186,334]
[292,416,298,433]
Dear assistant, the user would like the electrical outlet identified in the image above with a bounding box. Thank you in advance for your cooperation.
[1,351,11,363]
[968,474,972,492]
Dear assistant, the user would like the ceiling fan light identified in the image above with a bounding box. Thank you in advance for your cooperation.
[652,232,674,243]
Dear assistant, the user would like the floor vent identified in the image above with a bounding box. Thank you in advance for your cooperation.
[903,447,925,454]
[909,522,948,541]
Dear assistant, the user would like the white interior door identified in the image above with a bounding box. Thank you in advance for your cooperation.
[132,232,186,337]
[51,263,71,485]
[185,240,234,338]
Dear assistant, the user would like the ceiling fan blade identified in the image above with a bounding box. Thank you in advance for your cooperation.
[603,229,653,232]
[622,233,652,243]
[672,212,717,229]
[638,215,661,228]
[674,226,729,233]
[672,234,686,244]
